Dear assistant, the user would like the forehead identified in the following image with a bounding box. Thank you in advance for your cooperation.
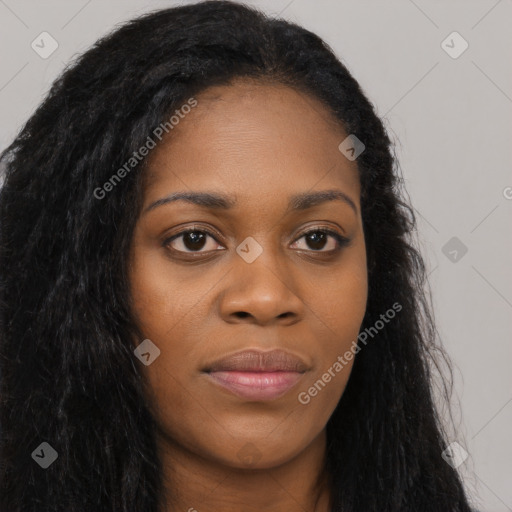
[143,79,360,206]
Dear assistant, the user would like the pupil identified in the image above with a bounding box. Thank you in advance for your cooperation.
[184,231,206,251]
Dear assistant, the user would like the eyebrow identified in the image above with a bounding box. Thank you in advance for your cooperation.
[143,189,358,215]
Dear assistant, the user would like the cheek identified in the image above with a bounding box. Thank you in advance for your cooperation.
[322,274,367,327]
[313,250,368,339]
[128,248,210,413]
[128,246,203,340]
[300,251,367,403]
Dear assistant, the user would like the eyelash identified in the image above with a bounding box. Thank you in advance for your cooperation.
[162,226,350,256]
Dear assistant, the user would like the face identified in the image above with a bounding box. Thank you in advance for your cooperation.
[128,80,368,470]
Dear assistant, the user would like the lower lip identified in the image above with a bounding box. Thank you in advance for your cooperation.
[205,371,304,401]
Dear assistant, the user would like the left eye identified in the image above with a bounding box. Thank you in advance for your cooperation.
[291,229,349,252]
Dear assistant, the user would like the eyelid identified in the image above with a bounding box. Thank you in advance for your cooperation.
[165,224,222,242]
[293,225,346,241]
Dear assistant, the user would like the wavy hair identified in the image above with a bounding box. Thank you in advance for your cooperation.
[0,1,473,510]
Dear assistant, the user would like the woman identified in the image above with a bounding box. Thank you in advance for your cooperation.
[0,1,476,511]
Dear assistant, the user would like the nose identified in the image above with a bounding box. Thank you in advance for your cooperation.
[218,246,304,326]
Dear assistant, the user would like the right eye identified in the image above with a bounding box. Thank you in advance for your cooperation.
[163,228,225,254]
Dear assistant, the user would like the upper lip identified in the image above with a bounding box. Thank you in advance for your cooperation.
[203,349,309,373]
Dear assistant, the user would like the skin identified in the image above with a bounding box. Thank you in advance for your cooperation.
[128,79,368,512]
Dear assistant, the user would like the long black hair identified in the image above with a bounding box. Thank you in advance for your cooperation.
[0,1,474,510]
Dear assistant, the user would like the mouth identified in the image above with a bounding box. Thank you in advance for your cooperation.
[202,349,309,401]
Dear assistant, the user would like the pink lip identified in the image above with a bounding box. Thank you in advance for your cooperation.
[206,370,305,401]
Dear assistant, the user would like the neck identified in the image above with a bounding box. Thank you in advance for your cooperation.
[158,429,332,512]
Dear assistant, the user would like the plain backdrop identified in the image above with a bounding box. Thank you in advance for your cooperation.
[0,1,511,511]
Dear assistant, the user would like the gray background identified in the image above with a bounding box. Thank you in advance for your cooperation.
[0,1,511,510]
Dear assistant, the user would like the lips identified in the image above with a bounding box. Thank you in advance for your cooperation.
[203,349,309,373]
[203,349,309,401]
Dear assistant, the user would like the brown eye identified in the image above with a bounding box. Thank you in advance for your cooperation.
[164,229,224,253]
[291,228,349,252]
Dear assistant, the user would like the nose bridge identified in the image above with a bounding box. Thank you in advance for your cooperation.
[237,238,285,290]
[219,235,303,324]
